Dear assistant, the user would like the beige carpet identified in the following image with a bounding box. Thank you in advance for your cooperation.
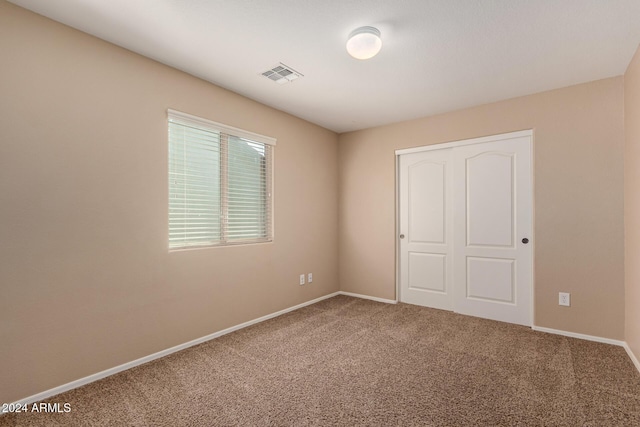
[3,295,640,426]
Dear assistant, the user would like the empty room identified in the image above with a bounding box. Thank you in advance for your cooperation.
[2,0,640,425]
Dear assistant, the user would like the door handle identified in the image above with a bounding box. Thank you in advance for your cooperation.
[522,238,529,244]
[400,234,405,239]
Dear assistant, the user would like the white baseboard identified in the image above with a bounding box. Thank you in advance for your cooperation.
[624,343,640,374]
[532,325,626,346]
[532,326,640,375]
[11,291,341,407]
[338,291,397,304]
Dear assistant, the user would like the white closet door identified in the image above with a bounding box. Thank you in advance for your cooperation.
[398,131,532,326]
[399,149,454,310]
[452,136,532,326]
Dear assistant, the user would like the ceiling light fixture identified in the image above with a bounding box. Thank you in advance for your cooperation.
[346,26,382,60]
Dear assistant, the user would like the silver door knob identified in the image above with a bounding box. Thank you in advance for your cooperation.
[399,234,405,239]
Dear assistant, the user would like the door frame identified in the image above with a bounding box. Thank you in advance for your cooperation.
[394,129,535,325]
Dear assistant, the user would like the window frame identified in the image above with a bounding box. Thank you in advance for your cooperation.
[167,109,275,251]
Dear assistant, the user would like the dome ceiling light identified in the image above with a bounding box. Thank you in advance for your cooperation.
[346,26,382,60]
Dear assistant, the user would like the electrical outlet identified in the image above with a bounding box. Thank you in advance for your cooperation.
[299,274,305,285]
[308,273,313,283]
[559,292,570,307]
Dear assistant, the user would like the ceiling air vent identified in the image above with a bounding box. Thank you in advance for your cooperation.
[261,63,303,84]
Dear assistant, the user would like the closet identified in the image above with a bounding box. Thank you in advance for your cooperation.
[397,130,532,326]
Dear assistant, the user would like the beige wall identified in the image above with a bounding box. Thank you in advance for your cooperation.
[625,45,640,359]
[0,2,338,403]
[339,77,625,340]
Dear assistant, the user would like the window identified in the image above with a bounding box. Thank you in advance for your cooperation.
[168,109,275,249]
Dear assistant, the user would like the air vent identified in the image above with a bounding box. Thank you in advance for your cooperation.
[261,63,303,84]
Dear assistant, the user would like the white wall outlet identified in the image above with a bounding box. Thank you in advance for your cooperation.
[559,292,570,307]
[299,274,305,285]
[308,273,313,283]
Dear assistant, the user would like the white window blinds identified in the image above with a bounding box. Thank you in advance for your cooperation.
[168,109,275,249]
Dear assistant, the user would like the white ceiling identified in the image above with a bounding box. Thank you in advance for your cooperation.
[9,0,640,133]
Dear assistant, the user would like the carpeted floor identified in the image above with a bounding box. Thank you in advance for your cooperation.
[2,295,640,426]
